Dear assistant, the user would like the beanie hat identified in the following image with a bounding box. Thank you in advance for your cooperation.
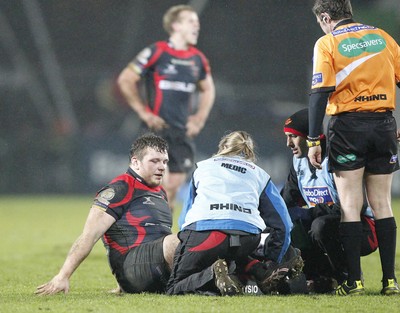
[283,108,310,138]
[283,108,325,139]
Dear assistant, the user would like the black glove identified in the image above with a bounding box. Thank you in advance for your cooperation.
[288,206,313,222]
[310,203,341,219]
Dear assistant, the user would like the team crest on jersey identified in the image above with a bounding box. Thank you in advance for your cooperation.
[296,169,305,177]
[303,186,333,206]
[163,64,178,75]
[96,188,115,206]
[296,164,304,177]
[190,64,200,78]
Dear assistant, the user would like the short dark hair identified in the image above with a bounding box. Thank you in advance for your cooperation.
[312,0,353,20]
[129,133,168,161]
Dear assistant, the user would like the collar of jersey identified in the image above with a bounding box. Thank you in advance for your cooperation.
[333,18,355,31]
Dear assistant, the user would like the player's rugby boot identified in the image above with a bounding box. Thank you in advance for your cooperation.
[213,259,243,296]
[284,247,304,278]
[334,280,365,296]
[257,248,304,294]
[381,278,400,296]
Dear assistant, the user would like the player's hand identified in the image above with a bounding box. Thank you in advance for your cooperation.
[308,145,322,169]
[397,129,400,142]
[141,112,168,131]
[186,115,204,138]
[108,282,125,294]
[35,274,70,296]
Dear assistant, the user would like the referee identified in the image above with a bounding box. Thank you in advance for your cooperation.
[307,0,400,296]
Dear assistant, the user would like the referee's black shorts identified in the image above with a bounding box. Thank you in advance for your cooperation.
[327,111,399,174]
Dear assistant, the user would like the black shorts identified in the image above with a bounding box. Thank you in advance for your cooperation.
[140,126,195,174]
[167,230,260,294]
[327,111,399,174]
[118,236,170,293]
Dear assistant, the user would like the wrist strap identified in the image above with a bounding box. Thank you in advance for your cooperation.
[307,136,320,141]
[306,139,321,147]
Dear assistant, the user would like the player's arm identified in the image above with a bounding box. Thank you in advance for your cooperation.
[117,66,146,118]
[259,181,293,263]
[35,207,115,295]
[280,164,305,208]
[308,91,329,169]
[396,80,400,141]
[117,65,167,130]
[186,74,215,138]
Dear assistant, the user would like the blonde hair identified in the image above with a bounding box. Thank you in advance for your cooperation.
[214,131,257,162]
[163,5,196,35]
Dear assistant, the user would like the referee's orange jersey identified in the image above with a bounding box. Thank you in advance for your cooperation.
[311,22,400,115]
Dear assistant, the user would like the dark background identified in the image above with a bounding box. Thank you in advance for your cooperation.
[1,0,399,197]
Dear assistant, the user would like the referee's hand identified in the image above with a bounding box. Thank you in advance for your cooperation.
[308,145,322,169]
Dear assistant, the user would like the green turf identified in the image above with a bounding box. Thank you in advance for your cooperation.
[1,195,399,313]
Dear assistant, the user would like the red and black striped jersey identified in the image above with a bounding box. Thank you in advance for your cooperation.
[93,167,172,273]
[130,40,211,130]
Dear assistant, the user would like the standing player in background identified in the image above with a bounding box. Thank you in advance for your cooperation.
[117,5,215,211]
[307,0,400,295]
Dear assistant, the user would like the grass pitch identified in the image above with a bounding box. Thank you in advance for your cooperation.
[1,195,399,313]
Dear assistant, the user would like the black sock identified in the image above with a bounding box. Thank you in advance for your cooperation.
[339,221,362,285]
[375,217,397,281]
[245,259,267,281]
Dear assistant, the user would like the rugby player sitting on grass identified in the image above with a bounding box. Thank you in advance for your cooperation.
[36,134,179,295]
